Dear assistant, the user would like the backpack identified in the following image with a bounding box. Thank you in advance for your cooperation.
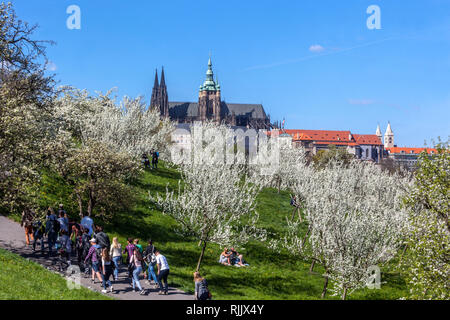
[95,245,103,260]
[47,218,60,233]
[82,234,90,251]
[198,280,210,300]
[76,236,84,250]
[53,219,61,233]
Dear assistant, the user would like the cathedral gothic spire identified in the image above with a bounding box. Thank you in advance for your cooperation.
[150,67,169,118]
[159,67,169,118]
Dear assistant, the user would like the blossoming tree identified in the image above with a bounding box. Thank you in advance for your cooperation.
[284,158,411,299]
[152,123,266,271]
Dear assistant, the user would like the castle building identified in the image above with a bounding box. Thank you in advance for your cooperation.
[150,58,272,130]
[385,147,437,170]
[266,129,385,163]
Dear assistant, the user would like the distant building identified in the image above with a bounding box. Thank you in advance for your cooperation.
[151,58,272,130]
[384,122,395,149]
[385,147,437,170]
[271,129,384,163]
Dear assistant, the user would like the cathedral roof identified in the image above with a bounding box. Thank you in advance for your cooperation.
[168,102,267,120]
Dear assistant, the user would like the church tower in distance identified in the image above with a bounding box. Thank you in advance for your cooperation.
[150,67,169,118]
[384,122,394,148]
[198,57,221,123]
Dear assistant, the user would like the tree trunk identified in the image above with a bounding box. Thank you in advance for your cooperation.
[87,190,95,217]
[196,240,207,272]
[341,286,348,300]
[321,275,328,298]
[309,260,316,273]
[301,226,311,248]
[297,208,302,223]
[398,244,408,266]
[76,192,83,218]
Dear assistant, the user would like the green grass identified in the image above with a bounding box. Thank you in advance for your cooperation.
[18,161,408,300]
[0,247,111,300]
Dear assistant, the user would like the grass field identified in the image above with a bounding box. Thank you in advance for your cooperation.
[0,247,111,300]
[19,161,409,300]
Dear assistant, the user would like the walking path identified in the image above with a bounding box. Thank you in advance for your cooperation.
[0,215,193,300]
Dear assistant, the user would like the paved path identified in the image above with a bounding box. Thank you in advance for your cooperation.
[0,215,193,300]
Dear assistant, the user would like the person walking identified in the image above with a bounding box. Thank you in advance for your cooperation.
[155,249,170,295]
[123,238,136,278]
[45,208,59,256]
[133,238,143,254]
[84,238,103,284]
[129,247,146,295]
[110,237,122,281]
[21,209,35,245]
[58,229,71,271]
[144,240,159,288]
[57,210,69,233]
[194,272,212,300]
[151,149,159,169]
[32,219,46,253]
[81,228,91,275]
[94,225,110,250]
[142,154,150,169]
[101,248,114,294]
[80,213,94,237]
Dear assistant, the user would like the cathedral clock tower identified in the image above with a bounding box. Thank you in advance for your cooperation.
[198,57,221,123]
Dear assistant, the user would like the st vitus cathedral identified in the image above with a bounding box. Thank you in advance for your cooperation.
[150,58,272,130]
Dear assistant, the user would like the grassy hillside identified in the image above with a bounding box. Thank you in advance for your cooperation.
[34,162,408,300]
[0,248,111,300]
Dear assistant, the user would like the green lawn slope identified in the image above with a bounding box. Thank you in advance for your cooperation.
[0,248,111,300]
[34,162,408,300]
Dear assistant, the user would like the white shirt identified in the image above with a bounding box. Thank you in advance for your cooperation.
[80,216,94,236]
[110,244,122,257]
[156,254,169,271]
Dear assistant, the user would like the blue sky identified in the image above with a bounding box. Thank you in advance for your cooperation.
[11,0,450,147]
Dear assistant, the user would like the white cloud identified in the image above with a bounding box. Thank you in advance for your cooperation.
[46,61,57,71]
[348,99,375,105]
[309,44,325,53]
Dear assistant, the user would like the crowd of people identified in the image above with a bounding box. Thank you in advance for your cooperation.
[20,206,171,296]
[218,247,249,267]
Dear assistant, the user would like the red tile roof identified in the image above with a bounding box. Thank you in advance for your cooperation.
[266,129,384,148]
[353,134,383,146]
[386,147,437,155]
[286,129,353,142]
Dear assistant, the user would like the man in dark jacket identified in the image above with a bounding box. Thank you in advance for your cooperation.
[94,225,110,250]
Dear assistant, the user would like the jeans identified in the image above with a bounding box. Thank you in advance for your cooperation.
[132,266,143,291]
[158,269,170,293]
[112,256,121,280]
[147,264,159,285]
[33,232,45,252]
[103,267,114,289]
[47,232,57,255]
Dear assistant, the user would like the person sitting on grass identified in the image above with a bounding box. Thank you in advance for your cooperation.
[235,254,249,267]
[219,248,231,265]
[228,247,238,265]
